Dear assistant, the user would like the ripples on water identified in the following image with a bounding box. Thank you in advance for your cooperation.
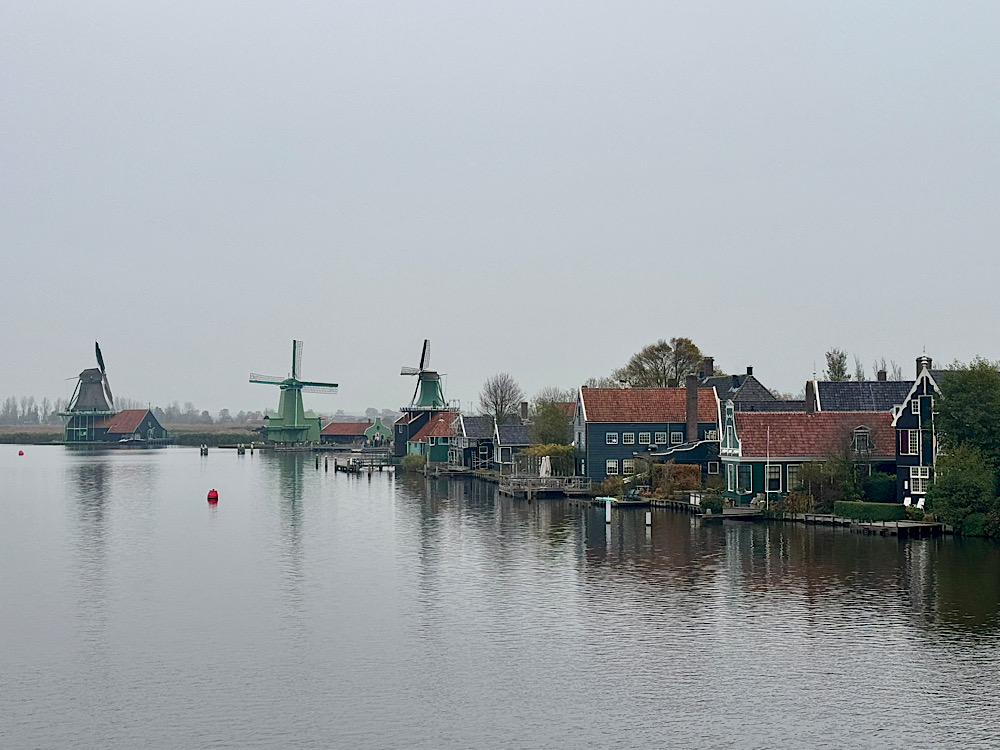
[2,448,999,749]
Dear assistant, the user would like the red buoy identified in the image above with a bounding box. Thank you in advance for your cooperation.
[18,450,24,456]
[207,489,219,504]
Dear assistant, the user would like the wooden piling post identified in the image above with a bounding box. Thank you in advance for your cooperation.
[605,498,612,524]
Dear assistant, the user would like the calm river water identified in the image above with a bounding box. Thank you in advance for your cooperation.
[2,447,1000,749]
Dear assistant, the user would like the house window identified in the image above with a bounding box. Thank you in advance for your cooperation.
[727,464,735,491]
[852,427,871,453]
[623,433,635,445]
[638,432,651,445]
[706,430,718,441]
[911,400,920,414]
[766,465,781,493]
[708,461,720,475]
[909,430,919,456]
[606,432,618,445]
[654,432,667,445]
[670,431,683,445]
[622,459,634,475]
[786,464,800,491]
[606,459,619,475]
[737,464,752,493]
[911,466,930,494]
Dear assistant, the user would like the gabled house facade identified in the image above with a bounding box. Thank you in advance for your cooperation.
[448,415,495,471]
[574,378,720,482]
[891,357,941,505]
[64,408,168,444]
[494,423,531,473]
[320,421,369,448]
[719,401,896,504]
[406,413,458,463]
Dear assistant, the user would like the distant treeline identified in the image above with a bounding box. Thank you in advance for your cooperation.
[0,395,400,427]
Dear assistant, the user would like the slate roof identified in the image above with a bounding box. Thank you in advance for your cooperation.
[460,415,495,439]
[736,400,806,412]
[321,421,369,436]
[815,381,913,412]
[97,409,152,434]
[733,411,895,459]
[408,413,457,442]
[702,373,778,405]
[496,423,532,446]
[580,387,718,424]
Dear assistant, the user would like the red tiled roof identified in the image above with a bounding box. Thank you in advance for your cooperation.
[734,411,895,459]
[321,421,369,436]
[409,413,458,442]
[580,388,718,424]
[97,409,149,434]
[555,401,576,418]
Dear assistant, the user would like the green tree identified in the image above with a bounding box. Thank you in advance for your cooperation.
[530,400,571,445]
[612,339,673,387]
[824,349,850,381]
[936,357,1000,472]
[666,337,703,387]
[927,444,996,528]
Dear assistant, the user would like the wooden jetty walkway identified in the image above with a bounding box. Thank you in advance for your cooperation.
[498,475,592,500]
[329,450,393,475]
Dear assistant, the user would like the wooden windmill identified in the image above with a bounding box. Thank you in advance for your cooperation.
[250,340,338,445]
[400,339,447,411]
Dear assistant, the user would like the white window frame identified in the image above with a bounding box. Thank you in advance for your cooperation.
[654,432,667,445]
[786,464,800,491]
[910,466,929,494]
[605,459,619,475]
[622,432,635,445]
[727,463,735,491]
[606,432,618,445]
[766,464,781,493]
[737,464,752,493]
[638,432,651,445]
[911,400,920,414]
[670,431,684,445]
[622,459,634,475]
[708,461,720,475]
[706,429,718,441]
[909,430,919,456]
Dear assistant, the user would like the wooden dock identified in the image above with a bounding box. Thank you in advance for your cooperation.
[498,475,592,499]
[780,513,943,537]
[331,452,393,475]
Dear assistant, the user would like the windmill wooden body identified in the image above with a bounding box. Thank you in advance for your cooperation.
[250,340,338,446]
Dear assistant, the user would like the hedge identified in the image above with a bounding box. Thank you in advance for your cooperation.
[833,501,906,522]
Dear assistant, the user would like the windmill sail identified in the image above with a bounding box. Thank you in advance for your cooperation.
[103,377,114,409]
[293,340,304,380]
[419,339,430,370]
[95,341,106,373]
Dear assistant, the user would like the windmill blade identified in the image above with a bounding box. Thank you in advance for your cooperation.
[293,340,304,380]
[250,373,286,384]
[102,374,114,409]
[95,341,106,374]
[301,385,338,395]
[297,380,339,388]
[419,339,430,371]
[401,366,419,376]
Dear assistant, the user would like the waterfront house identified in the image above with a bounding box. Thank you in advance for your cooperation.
[406,413,458,464]
[494,422,532,473]
[891,357,942,506]
[320,421,370,449]
[81,409,168,444]
[448,414,495,471]
[574,379,720,482]
[719,400,895,504]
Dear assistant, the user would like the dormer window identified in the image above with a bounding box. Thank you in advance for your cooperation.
[852,426,871,453]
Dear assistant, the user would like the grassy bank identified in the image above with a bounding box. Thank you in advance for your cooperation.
[0,423,262,447]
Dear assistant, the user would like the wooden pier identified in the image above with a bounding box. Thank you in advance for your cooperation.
[780,513,943,537]
[498,475,592,500]
[332,451,393,475]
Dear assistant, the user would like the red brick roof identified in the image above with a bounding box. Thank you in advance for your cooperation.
[409,413,458,442]
[733,411,895,459]
[580,387,718,424]
[97,409,150,434]
[320,421,369,436]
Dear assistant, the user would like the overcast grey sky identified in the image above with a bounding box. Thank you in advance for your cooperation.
[2,1,998,414]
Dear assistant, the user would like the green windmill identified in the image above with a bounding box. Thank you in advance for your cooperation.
[400,339,447,411]
[250,340,338,445]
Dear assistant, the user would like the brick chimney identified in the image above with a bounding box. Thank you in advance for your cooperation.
[916,356,932,376]
[746,366,754,377]
[805,380,816,414]
[520,401,528,422]
[877,369,887,381]
[686,374,698,442]
[701,356,714,379]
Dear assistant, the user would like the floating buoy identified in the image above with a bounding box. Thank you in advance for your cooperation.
[207,489,219,504]
[18,450,24,456]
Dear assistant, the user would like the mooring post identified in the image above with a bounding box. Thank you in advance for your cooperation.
[324,456,328,472]
[645,511,652,527]
[605,498,612,524]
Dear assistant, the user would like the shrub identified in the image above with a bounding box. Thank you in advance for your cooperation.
[777,491,814,514]
[905,506,925,522]
[700,492,723,514]
[399,455,426,473]
[927,443,995,527]
[984,509,1000,539]
[961,513,987,537]
[597,475,624,498]
[861,472,897,504]
[523,443,575,475]
[833,500,906,522]
[651,461,701,495]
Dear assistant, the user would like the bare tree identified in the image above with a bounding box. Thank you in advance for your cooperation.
[853,355,866,382]
[479,373,524,424]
